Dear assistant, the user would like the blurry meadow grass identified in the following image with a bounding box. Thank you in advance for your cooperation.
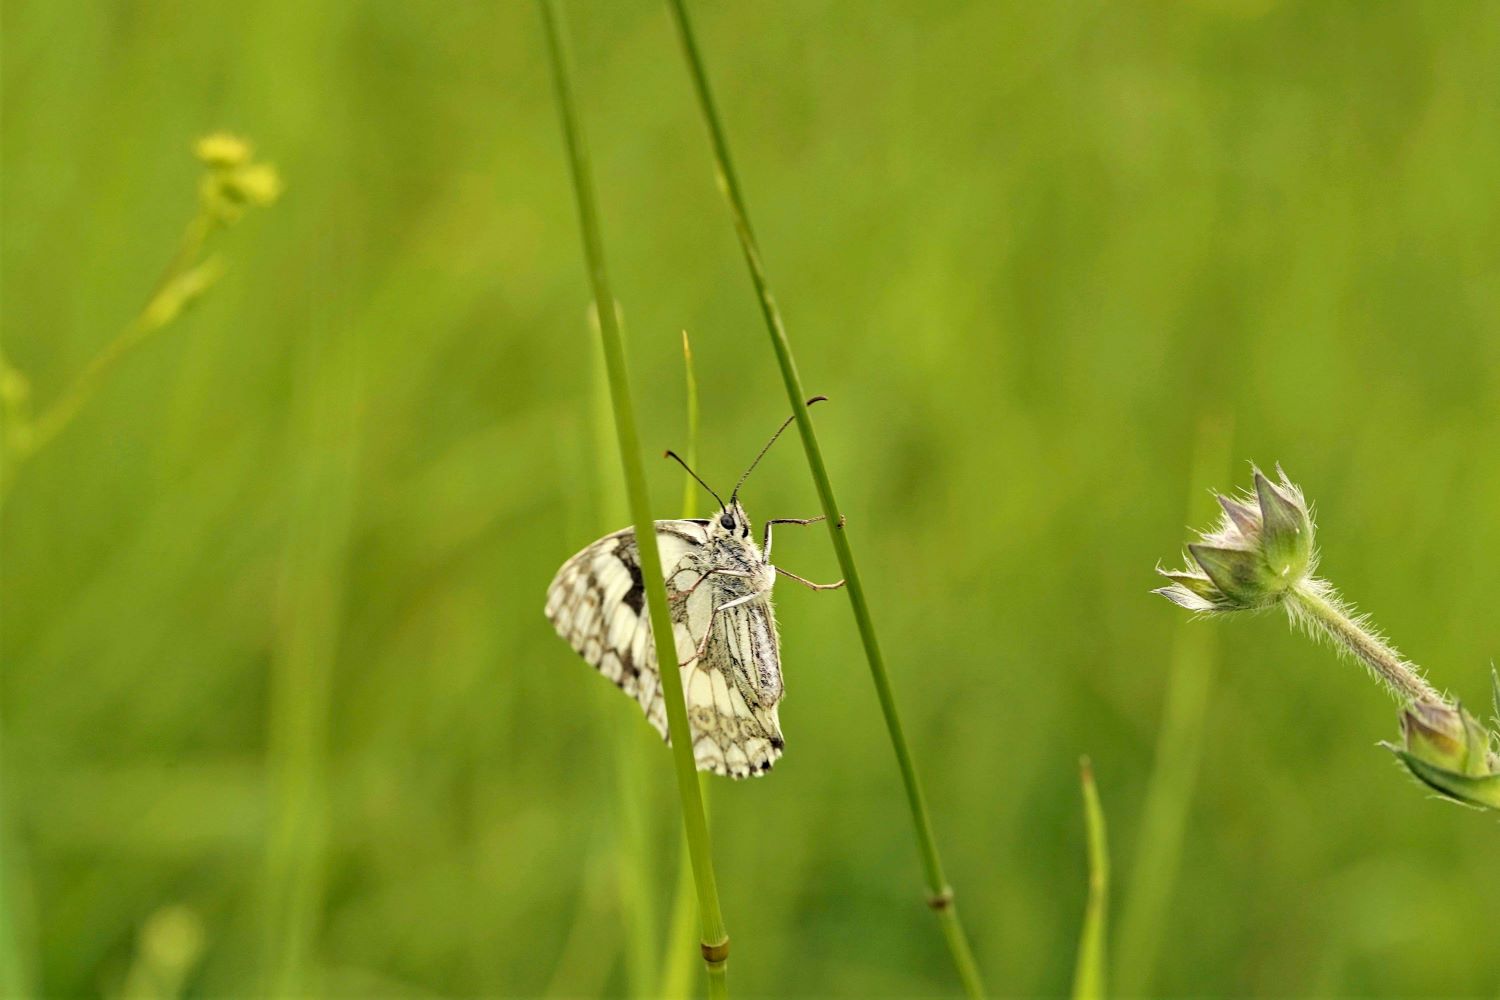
[4,1,1500,996]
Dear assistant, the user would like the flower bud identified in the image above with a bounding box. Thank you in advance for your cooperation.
[1389,697,1500,810]
[1154,466,1315,613]
[219,163,283,208]
[194,133,282,224]
[1400,701,1475,773]
[194,132,253,169]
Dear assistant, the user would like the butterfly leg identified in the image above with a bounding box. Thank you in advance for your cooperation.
[762,516,826,561]
[678,567,752,599]
[774,565,845,591]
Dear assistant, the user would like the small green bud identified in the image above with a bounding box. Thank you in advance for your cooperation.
[1154,465,1317,613]
[1399,701,1471,772]
[1389,699,1500,810]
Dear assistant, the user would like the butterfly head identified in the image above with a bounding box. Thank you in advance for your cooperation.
[664,396,826,545]
[712,500,753,541]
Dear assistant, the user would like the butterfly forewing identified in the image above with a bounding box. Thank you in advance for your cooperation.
[545,516,784,778]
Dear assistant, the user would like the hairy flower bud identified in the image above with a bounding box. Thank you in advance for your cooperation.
[1388,694,1500,810]
[1155,468,1498,811]
[1380,668,1500,809]
[1154,466,1314,613]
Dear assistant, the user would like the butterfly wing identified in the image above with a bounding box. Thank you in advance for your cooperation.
[686,594,784,777]
[545,520,785,778]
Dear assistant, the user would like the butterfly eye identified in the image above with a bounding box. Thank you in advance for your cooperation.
[719,513,736,530]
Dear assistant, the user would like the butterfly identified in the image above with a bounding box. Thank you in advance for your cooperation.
[545,399,843,778]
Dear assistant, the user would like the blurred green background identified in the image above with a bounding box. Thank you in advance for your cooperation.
[4,1,1500,996]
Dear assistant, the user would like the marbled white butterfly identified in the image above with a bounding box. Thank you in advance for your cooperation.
[545,399,842,778]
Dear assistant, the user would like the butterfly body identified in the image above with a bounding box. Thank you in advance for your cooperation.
[546,501,787,778]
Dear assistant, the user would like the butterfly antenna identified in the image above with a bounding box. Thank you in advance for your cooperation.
[731,395,827,501]
[664,450,726,510]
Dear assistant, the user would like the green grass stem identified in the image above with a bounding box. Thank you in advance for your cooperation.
[679,331,701,521]
[260,226,361,999]
[1114,418,1229,997]
[665,2,985,994]
[17,214,220,465]
[658,814,701,1000]
[1071,757,1109,1000]
[586,320,658,998]
[1,137,278,500]
[0,749,31,998]
[540,3,730,995]
[661,331,707,999]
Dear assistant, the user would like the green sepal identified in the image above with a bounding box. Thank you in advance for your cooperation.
[1254,470,1310,582]
[1391,749,1500,810]
[1156,570,1219,601]
[1458,704,1493,777]
[1217,494,1259,538]
[1187,544,1271,608]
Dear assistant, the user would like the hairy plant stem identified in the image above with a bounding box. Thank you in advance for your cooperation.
[665,2,985,995]
[539,4,729,996]
[1286,582,1442,705]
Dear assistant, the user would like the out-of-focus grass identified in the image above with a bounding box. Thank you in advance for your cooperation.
[3,2,1500,996]
[259,216,363,997]
[1114,417,1230,997]
[1070,758,1107,1000]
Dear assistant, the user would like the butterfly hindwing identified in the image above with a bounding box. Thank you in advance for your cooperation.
[545,517,785,778]
[685,594,784,776]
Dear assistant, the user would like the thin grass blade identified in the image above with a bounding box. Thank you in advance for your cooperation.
[1071,757,1109,1000]
[664,1,984,994]
[539,3,730,995]
[1115,417,1230,997]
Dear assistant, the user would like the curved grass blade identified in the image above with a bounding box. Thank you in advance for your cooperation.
[1071,758,1109,1000]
